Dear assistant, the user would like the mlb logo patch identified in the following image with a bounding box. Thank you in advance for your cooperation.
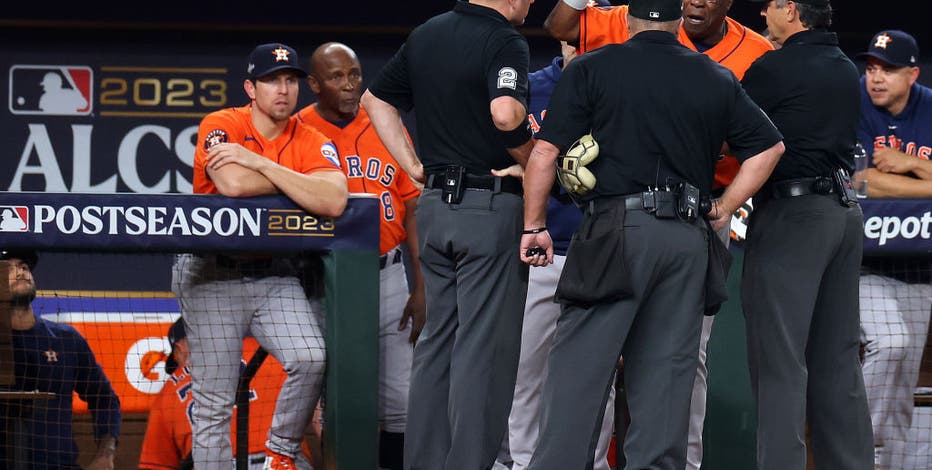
[0,206,29,232]
[8,65,93,116]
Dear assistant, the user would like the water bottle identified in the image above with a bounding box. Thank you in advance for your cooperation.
[852,142,868,198]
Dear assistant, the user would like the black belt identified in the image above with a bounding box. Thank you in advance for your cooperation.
[766,177,834,199]
[586,191,675,213]
[379,249,402,269]
[424,172,523,196]
[250,455,267,465]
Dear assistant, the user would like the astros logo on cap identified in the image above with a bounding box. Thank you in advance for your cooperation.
[273,46,291,63]
[873,33,892,50]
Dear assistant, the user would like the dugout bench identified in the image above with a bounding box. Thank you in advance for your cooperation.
[0,192,381,469]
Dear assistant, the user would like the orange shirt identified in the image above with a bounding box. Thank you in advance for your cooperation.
[297,105,420,254]
[193,105,342,195]
[138,339,311,469]
[578,5,774,188]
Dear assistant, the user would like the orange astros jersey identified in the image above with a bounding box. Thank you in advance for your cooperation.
[138,339,311,469]
[194,105,342,195]
[577,5,774,188]
[297,104,420,255]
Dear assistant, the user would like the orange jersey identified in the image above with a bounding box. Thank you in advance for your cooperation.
[297,104,420,254]
[577,5,774,188]
[194,105,342,195]
[138,339,311,469]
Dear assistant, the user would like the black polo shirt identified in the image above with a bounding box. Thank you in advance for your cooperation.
[538,30,781,199]
[367,1,530,175]
[742,30,860,181]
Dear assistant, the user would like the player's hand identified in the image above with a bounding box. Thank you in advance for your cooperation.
[872,147,917,175]
[491,164,525,180]
[408,162,426,186]
[707,199,731,233]
[399,283,426,344]
[206,143,269,172]
[520,231,553,267]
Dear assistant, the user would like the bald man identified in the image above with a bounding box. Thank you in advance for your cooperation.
[297,43,425,470]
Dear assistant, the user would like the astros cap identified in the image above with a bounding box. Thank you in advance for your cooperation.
[629,0,682,21]
[0,249,38,269]
[247,43,308,79]
[165,317,187,375]
[858,30,919,68]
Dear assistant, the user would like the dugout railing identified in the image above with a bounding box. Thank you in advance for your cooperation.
[0,192,380,469]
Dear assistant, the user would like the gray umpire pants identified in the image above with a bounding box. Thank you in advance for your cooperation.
[404,188,528,470]
[529,208,708,470]
[172,254,326,470]
[742,194,874,470]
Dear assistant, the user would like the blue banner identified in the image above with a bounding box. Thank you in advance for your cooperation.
[861,198,931,256]
[0,192,378,253]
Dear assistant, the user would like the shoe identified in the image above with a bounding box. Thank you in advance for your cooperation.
[263,451,297,470]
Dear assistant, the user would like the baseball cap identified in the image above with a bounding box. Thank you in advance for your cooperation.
[748,0,829,5]
[629,0,682,21]
[0,249,38,269]
[858,30,919,68]
[165,317,187,375]
[247,43,308,80]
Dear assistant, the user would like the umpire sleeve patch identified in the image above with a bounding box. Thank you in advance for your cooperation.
[497,67,517,90]
[321,142,341,168]
[204,129,228,151]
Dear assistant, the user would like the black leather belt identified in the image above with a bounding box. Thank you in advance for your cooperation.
[767,177,834,199]
[424,172,523,196]
[379,249,402,269]
[586,191,676,213]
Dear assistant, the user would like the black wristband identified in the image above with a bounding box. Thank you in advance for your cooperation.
[522,227,547,234]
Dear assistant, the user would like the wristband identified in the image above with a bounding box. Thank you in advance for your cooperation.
[563,0,589,10]
[522,227,547,234]
[501,116,533,149]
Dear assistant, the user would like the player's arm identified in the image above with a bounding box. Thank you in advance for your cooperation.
[361,90,425,183]
[872,147,932,180]
[400,196,426,344]
[863,168,932,198]
[545,0,585,42]
[206,143,348,217]
[204,144,278,196]
[72,332,121,470]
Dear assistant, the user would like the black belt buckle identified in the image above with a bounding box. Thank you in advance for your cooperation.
[441,165,466,204]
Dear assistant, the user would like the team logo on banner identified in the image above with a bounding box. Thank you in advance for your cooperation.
[0,206,29,232]
[8,65,94,116]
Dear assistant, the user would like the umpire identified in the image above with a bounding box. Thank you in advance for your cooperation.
[519,0,783,467]
[740,0,874,469]
[360,0,535,468]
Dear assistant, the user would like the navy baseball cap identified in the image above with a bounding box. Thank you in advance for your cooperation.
[247,43,308,79]
[629,0,682,21]
[165,317,187,375]
[0,249,38,269]
[858,30,919,68]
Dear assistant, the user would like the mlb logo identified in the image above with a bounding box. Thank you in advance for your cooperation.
[0,206,29,232]
[8,65,93,116]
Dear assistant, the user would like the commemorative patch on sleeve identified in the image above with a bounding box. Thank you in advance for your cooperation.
[321,142,341,168]
[204,129,228,151]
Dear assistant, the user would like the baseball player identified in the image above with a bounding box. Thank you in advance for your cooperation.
[545,1,773,466]
[139,318,314,470]
[855,29,932,468]
[492,38,614,470]
[297,42,424,470]
[172,42,347,470]
[1,249,121,470]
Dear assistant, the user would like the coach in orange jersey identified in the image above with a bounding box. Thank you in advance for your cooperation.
[139,318,314,470]
[297,42,425,470]
[172,42,347,470]
[545,1,773,467]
